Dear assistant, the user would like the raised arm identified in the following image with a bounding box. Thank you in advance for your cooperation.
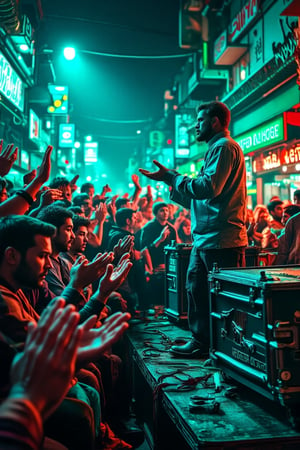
[0,146,53,216]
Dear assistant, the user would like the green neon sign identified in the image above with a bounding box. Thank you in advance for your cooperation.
[235,115,285,155]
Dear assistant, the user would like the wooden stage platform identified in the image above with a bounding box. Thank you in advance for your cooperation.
[126,316,300,449]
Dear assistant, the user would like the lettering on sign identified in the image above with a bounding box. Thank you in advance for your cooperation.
[281,145,300,165]
[228,0,258,42]
[237,120,282,154]
[253,125,280,146]
[253,150,280,173]
[263,151,281,171]
[272,17,297,66]
[254,37,263,64]
[0,53,24,111]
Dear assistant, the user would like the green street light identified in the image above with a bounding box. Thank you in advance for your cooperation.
[63,47,76,60]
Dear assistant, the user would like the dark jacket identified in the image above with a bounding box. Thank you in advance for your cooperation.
[140,219,177,269]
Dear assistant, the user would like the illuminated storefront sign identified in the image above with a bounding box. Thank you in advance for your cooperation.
[84,142,98,163]
[228,0,258,42]
[253,144,300,173]
[253,149,281,173]
[235,115,286,155]
[59,123,75,148]
[29,109,40,141]
[175,113,193,158]
[214,31,227,63]
[281,145,300,165]
[0,52,25,111]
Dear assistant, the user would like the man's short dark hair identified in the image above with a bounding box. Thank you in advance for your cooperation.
[153,202,168,216]
[267,200,283,213]
[49,176,71,189]
[116,198,129,210]
[68,206,83,215]
[37,205,73,229]
[93,195,106,208]
[72,214,90,233]
[0,215,55,264]
[72,193,90,207]
[197,101,231,128]
[284,204,300,217]
[115,208,135,227]
[81,182,94,193]
[294,190,300,201]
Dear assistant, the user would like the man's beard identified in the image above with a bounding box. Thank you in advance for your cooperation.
[14,257,41,289]
[55,240,70,253]
[196,124,213,143]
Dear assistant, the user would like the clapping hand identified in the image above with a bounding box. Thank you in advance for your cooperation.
[113,235,134,260]
[36,146,53,185]
[77,311,131,363]
[0,140,18,177]
[23,168,37,186]
[92,255,132,303]
[70,252,115,291]
[159,225,171,242]
[40,188,64,206]
[10,298,82,420]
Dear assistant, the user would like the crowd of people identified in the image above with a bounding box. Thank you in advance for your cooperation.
[0,101,299,448]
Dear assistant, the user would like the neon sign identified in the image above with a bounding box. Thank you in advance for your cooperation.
[281,145,300,165]
[228,0,258,43]
[0,52,24,111]
[235,115,286,155]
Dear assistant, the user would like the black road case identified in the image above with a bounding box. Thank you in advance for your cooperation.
[209,266,300,415]
[164,243,192,321]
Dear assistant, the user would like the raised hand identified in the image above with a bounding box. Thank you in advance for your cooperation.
[100,183,112,198]
[40,188,64,206]
[0,140,18,177]
[70,174,80,192]
[106,195,118,220]
[23,168,37,186]
[131,174,141,189]
[160,225,171,241]
[113,235,134,260]
[92,257,132,302]
[77,312,131,363]
[70,252,115,290]
[36,145,53,185]
[92,202,107,223]
[139,160,169,181]
[10,298,82,420]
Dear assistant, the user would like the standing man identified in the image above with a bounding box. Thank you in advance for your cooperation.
[139,101,248,357]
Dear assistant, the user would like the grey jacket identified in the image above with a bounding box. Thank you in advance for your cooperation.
[164,131,248,249]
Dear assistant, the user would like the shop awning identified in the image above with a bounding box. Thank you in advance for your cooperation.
[280,0,300,16]
[215,45,248,65]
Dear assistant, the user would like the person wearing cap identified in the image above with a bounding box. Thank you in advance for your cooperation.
[139,101,247,358]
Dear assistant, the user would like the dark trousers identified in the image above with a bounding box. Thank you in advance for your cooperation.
[186,246,245,346]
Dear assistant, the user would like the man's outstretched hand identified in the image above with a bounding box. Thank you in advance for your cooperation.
[139,160,169,181]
